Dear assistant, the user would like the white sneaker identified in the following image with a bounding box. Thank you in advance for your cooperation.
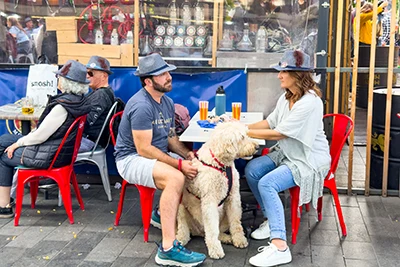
[249,243,292,267]
[251,220,270,240]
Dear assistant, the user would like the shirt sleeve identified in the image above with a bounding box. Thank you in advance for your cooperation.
[266,93,285,129]
[275,94,320,148]
[17,104,68,146]
[128,101,154,131]
[9,26,18,36]
[85,90,113,128]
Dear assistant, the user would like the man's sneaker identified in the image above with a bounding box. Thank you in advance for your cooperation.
[151,206,161,229]
[249,243,292,267]
[251,220,270,240]
[0,204,14,219]
[155,239,206,267]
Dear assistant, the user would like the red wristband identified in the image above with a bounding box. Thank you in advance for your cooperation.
[178,159,182,171]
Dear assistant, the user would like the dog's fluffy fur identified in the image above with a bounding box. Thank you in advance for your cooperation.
[176,122,259,259]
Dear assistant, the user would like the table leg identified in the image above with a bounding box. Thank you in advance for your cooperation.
[21,120,31,135]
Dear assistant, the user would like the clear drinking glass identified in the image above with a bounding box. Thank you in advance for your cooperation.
[199,101,209,120]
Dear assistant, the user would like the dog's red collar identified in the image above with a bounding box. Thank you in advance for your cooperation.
[195,149,225,173]
[191,150,233,206]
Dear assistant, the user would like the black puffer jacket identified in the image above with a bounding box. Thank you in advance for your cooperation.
[22,93,91,169]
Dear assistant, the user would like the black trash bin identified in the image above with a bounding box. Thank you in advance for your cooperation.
[356,46,398,109]
[370,88,400,190]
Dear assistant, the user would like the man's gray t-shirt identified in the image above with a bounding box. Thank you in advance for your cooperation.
[115,88,175,160]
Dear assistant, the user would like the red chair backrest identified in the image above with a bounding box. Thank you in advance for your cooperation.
[109,111,123,146]
[48,115,87,170]
[323,113,354,176]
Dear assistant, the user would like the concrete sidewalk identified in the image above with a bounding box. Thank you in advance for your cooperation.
[0,183,399,267]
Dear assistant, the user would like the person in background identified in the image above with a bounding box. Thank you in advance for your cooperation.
[114,53,206,266]
[379,1,391,46]
[244,50,331,267]
[79,56,115,152]
[0,60,91,218]
[0,17,7,63]
[7,16,30,55]
[24,17,34,36]
[33,18,45,35]
[355,1,388,46]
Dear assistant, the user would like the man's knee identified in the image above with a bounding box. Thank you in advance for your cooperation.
[153,162,185,189]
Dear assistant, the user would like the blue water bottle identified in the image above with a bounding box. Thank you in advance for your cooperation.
[215,86,226,116]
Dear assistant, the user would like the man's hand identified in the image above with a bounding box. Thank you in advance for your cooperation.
[181,160,198,179]
[186,151,196,160]
[5,142,19,159]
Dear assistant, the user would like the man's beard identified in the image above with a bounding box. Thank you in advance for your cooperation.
[153,79,172,93]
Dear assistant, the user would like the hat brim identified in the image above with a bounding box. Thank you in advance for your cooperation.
[53,70,90,84]
[86,66,113,75]
[272,64,314,72]
[134,64,177,77]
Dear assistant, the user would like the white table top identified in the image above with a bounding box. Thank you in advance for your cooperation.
[180,111,266,145]
[0,103,44,121]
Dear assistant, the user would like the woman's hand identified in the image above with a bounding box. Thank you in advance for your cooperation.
[4,143,19,159]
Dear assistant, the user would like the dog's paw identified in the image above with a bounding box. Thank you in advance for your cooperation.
[219,233,232,244]
[208,244,225,259]
[232,234,248,248]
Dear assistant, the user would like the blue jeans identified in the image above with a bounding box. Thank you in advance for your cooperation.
[0,134,24,187]
[245,155,296,241]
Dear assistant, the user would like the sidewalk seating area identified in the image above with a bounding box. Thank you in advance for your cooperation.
[0,176,399,267]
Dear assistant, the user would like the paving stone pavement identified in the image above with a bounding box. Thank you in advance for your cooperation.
[1,181,400,267]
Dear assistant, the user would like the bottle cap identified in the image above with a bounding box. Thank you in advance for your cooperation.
[216,86,225,94]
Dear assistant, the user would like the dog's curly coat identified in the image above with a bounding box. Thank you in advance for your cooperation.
[176,122,259,259]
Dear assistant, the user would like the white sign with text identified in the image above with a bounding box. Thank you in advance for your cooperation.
[26,64,58,107]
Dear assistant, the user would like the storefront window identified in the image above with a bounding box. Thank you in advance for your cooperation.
[0,0,319,67]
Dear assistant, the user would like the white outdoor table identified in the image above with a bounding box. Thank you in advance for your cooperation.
[179,110,266,145]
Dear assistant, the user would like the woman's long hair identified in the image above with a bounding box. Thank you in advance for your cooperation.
[7,16,27,35]
[285,71,322,103]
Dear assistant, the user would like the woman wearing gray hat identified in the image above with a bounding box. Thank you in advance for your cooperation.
[0,60,91,218]
[244,50,331,266]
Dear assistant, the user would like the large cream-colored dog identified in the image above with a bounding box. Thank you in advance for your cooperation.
[176,121,259,259]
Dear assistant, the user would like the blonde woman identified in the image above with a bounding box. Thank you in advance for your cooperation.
[7,16,30,55]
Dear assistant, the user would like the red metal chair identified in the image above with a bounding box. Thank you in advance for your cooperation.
[110,111,156,242]
[261,113,354,244]
[14,115,87,226]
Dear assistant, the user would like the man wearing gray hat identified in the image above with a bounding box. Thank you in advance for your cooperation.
[114,53,206,266]
[79,56,116,152]
[24,17,34,36]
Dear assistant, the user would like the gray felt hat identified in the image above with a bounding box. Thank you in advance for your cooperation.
[272,50,313,72]
[54,60,90,84]
[86,56,113,75]
[134,53,176,77]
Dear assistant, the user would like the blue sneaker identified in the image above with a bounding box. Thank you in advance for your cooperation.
[151,206,161,229]
[155,240,206,267]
